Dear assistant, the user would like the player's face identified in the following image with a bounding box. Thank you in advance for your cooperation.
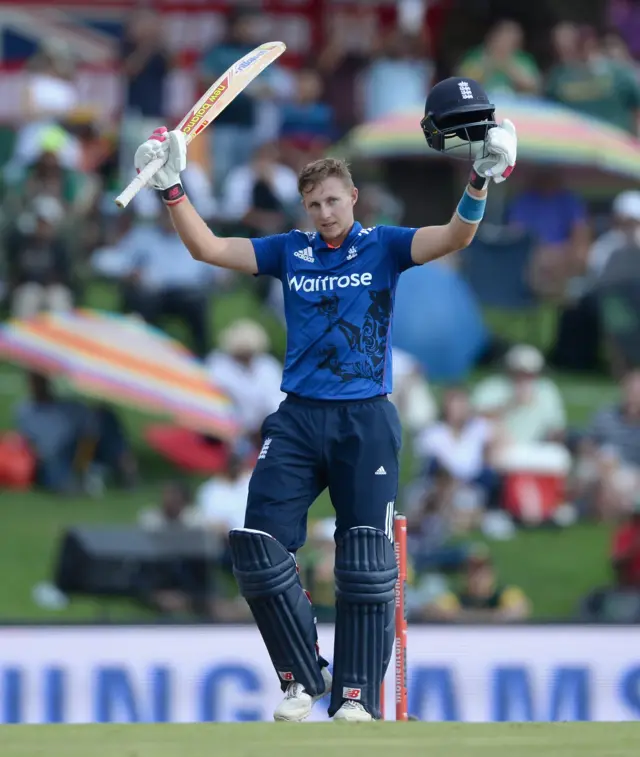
[302,177,358,244]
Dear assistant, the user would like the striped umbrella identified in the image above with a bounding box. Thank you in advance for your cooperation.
[339,95,640,185]
[0,309,241,440]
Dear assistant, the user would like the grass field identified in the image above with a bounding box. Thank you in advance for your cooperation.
[2,722,639,757]
[0,283,622,621]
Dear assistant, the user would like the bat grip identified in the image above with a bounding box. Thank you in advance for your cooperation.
[114,156,166,208]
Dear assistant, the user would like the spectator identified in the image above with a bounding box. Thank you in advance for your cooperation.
[205,319,285,446]
[472,345,567,445]
[359,29,434,122]
[415,387,501,522]
[4,41,80,182]
[422,549,531,622]
[456,20,540,95]
[578,191,640,293]
[199,10,262,186]
[102,208,218,358]
[14,373,135,495]
[546,22,640,136]
[317,8,376,132]
[219,142,300,235]
[602,27,640,76]
[608,0,640,62]
[137,481,210,618]
[119,8,171,183]
[573,369,640,520]
[612,498,640,589]
[138,481,201,531]
[591,197,640,375]
[550,190,640,373]
[578,497,640,622]
[9,146,84,221]
[390,347,438,440]
[278,67,335,168]
[505,169,590,302]
[5,195,73,319]
[193,449,252,536]
[404,479,475,578]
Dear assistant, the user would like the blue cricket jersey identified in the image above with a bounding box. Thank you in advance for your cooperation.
[251,222,418,400]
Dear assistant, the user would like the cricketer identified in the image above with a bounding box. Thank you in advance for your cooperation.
[133,76,517,722]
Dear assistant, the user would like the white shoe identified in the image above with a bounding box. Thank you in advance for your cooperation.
[333,700,373,722]
[273,667,332,722]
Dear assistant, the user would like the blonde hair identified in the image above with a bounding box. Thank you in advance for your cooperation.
[297,158,354,196]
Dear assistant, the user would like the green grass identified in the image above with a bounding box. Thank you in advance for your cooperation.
[2,723,639,757]
[0,282,621,621]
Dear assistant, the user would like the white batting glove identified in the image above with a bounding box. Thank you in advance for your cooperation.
[133,127,187,192]
[473,118,517,184]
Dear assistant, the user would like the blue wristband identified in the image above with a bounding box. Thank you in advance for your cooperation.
[456,188,486,225]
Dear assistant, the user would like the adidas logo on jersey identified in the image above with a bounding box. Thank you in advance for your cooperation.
[294,247,315,263]
[346,246,357,260]
[287,272,372,292]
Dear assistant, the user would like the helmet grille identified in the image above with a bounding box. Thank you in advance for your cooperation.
[437,109,495,143]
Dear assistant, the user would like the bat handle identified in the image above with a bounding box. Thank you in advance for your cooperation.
[114,156,166,209]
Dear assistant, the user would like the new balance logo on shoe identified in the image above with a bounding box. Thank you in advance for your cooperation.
[375,466,387,475]
[294,247,315,263]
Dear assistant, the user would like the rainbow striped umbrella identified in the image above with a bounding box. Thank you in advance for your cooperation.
[0,309,241,440]
[340,95,640,183]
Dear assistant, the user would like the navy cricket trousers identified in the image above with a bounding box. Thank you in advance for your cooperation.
[244,394,402,552]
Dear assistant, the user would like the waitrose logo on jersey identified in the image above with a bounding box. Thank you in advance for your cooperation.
[287,273,373,292]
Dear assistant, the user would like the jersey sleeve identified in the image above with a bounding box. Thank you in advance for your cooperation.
[251,233,290,279]
[378,225,419,274]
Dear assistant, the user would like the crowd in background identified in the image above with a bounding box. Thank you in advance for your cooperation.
[3,0,640,624]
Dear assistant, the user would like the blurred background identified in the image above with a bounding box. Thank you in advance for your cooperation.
[3,0,640,723]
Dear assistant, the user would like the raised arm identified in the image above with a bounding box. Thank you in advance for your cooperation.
[167,197,258,273]
[410,183,487,265]
[411,118,518,266]
[133,126,258,274]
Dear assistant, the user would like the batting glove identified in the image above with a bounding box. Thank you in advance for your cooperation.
[472,118,517,184]
[134,127,188,204]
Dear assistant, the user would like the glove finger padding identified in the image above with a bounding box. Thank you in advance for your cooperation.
[132,127,186,192]
[168,130,187,173]
[475,117,517,183]
[500,118,517,139]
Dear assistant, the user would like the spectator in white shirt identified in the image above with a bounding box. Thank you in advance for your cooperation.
[472,344,567,445]
[415,387,501,525]
[471,345,572,505]
[390,347,438,440]
[206,319,285,446]
[194,450,252,535]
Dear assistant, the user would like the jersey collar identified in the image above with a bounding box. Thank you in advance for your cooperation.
[314,221,362,252]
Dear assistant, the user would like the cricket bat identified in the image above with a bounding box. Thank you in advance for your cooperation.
[114,40,286,209]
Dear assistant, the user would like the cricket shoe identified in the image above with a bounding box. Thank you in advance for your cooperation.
[273,667,332,722]
[333,701,373,723]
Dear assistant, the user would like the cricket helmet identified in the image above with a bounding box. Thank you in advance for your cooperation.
[421,77,497,160]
